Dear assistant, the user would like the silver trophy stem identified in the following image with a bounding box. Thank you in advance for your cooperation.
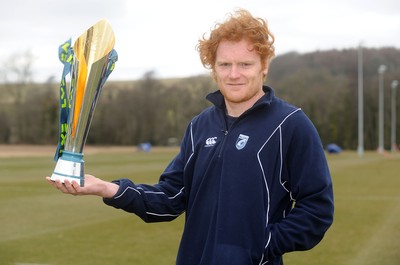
[51,151,85,187]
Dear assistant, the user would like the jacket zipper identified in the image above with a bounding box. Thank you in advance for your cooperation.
[217,110,240,158]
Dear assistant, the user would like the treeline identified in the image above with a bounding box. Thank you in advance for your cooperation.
[0,47,399,150]
[0,73,217,147]
[268,47,400,150]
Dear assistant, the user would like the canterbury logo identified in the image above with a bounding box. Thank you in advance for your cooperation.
[205,137,217,147]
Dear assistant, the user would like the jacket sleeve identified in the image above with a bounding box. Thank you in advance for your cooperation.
[264,112,334,260]
[103,128,192,223]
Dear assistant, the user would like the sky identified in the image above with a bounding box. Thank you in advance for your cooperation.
[1,0,399,83]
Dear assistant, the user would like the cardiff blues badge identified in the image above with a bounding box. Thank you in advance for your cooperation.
[236,134,249,150]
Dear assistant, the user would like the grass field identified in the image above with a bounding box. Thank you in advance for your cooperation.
[0,146,399,265]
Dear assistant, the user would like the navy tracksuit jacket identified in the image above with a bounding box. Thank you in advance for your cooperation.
[104,86,334,265]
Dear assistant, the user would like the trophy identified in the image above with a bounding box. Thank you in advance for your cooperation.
[51,19,117,186]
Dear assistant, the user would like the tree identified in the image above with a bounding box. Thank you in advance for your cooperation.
[1,50,35,84]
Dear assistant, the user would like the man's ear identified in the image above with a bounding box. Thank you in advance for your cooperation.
[262,64,269,75]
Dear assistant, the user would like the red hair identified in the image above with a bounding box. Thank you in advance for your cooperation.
[197,9,275,77]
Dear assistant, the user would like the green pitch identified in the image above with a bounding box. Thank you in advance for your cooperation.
[0,148,399,265]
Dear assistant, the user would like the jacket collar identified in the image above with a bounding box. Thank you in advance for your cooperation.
[206,85,274,111]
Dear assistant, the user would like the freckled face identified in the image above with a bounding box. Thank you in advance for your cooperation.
[214,39,268,112]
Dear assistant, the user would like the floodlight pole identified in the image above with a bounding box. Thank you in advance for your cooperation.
[391,80,399,152]
[377,64,387,153]
[357,43,364,156]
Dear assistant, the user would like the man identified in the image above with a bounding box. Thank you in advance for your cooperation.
[47,9,334,265]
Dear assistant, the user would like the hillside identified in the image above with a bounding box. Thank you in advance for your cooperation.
[1,47,399,150]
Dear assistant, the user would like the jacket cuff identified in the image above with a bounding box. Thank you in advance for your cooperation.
[102,179,129,206]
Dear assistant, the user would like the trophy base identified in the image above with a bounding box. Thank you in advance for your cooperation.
[51,151,85,187]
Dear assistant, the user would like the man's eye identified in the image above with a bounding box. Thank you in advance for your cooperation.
[218,63,230,67]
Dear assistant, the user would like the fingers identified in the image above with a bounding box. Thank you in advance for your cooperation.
[62,179,79,195]
[45,176,81,195]
[45,176,57,187]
